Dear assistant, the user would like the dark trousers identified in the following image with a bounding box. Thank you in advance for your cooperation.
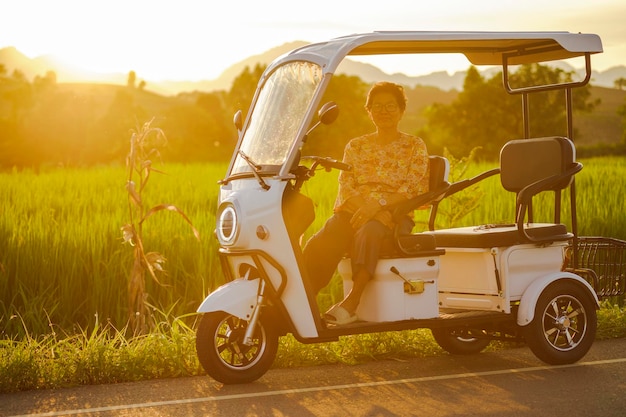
[302,211,413,294]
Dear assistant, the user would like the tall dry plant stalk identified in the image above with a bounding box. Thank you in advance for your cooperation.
[121,120,200,335]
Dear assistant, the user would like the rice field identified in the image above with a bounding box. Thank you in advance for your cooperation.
[0,156,625,338]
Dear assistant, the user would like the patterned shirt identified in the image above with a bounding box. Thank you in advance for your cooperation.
[335,132,429,212]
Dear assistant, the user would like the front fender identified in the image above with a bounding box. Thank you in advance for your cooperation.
[517,272,599,326]
[197,278,260,320]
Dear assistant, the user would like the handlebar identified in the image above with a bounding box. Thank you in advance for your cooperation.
[305,156,352,172]
[291,156,352,191]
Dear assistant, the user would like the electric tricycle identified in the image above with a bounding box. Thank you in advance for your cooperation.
[194,31,625,384]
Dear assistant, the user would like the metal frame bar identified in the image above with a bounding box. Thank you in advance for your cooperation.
[500,53,593,268]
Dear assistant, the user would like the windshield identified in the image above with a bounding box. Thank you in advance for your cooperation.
[231,61,323,175]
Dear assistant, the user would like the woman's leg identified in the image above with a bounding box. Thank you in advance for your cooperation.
[338,220,391,313]
[302,212,353,294]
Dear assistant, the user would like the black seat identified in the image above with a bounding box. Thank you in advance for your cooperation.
[425,136,582,248]
[385,155,451,256]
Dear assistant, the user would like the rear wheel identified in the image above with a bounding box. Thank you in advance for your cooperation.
[431,327,491,355]
[523,281,597,365]
[196,311,278,384]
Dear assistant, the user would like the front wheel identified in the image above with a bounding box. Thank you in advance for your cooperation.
[431,327,491,355]
[523,281,597,365]
[196,311,278,384]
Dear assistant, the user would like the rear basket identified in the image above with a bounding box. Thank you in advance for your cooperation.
[567,237,626,299]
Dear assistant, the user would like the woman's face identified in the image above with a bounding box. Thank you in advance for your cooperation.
[367,92,404,129]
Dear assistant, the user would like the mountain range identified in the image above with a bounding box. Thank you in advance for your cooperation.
[1,42,625,96]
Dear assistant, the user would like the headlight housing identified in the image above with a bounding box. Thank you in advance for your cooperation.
[216,203,238,245]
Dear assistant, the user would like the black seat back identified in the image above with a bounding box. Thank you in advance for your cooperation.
[391,155,450,256]
[500,136,576,194]
[428,156,450,198]
[391,156,450,219]
[500,136,582,243]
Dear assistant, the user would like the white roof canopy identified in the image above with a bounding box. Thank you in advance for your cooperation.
[270,31,603,74]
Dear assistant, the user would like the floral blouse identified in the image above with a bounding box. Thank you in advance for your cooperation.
[335,132,429,213]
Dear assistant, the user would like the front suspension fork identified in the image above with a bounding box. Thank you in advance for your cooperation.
[243,279,266,346]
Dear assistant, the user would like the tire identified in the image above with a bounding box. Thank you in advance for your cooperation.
[523,281,597,365]
[196,311,278,384]
[431,327,491,355]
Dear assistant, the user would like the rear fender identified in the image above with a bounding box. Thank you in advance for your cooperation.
[517,272,599,326]
[197,278,260,320]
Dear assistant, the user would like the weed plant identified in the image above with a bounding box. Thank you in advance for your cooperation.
[121,120,199,334]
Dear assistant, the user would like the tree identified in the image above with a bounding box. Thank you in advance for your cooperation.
[0,69,34,168]
[509,64,597,138]
[127,70,137,89]
[423,64,597,160]
[614,77,626,90]
[618,100,626,143]
[423,66,519,159]
[94,89,148,164]
[304,74,370,158]
[226,63,266,116]
[33,70,57,92]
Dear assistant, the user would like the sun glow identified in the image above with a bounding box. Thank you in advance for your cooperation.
[2,0,624,82]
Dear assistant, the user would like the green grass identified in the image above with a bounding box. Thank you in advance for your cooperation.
[0,163,225,337]
[2,304,625,393]
[1,157,625,392]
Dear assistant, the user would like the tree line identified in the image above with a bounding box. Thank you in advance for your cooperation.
[1,61,623,170]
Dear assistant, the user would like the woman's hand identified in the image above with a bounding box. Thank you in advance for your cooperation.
[350,199,383,229]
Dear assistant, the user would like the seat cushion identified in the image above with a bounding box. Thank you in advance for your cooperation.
[424,223,572,248]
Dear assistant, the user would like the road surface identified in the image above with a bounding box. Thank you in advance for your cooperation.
[2,338,626,416]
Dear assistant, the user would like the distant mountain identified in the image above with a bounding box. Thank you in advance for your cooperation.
[0,46,127,85]
[1,44,625,96]
[152,41,310,94]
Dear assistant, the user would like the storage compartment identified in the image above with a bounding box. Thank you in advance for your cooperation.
[437,248,499,294]
[505,243,566,298]
[436,243,566,312]
[339,257,439,322]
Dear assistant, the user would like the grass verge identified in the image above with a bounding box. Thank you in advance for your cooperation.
[2,301,625,393]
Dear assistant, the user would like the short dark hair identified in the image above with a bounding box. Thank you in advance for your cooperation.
[365,81,407,111]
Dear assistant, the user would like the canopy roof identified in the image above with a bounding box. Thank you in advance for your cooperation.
[268,31,603,74]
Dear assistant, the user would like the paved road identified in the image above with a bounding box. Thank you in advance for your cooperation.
[2,338,626,417]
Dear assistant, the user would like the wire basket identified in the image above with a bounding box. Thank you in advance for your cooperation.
[567,237,626,299]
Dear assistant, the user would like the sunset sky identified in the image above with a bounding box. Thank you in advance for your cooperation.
[2,0,625,81]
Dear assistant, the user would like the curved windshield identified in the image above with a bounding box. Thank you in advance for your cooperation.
[231,61,323,175]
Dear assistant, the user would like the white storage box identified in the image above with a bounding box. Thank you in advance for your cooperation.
[339,257,439,322]
[436,243,567,312]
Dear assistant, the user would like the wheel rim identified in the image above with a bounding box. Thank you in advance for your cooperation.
[213,315,267,371]
[449,330,479,343]
[540,294,588,352]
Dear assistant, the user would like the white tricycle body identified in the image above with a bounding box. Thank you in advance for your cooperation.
[195,31,605,384]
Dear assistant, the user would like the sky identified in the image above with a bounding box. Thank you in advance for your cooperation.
[1,0,625,82]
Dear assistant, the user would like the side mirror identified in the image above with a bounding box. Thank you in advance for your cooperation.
[233,110,243,131]
[318,101,339,125]
[305,101,339,138]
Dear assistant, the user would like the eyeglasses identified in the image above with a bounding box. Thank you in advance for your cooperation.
[369,103,399,113]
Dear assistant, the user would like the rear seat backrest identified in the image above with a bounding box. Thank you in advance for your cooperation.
[500,136,576,193]
[428,155,450,196]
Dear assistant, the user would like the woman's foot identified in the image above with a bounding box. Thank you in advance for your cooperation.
[324,304,358,325]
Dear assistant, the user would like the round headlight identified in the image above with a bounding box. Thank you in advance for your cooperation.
[217,204,238,245]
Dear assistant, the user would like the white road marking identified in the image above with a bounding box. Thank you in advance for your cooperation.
[9,358,626,417]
